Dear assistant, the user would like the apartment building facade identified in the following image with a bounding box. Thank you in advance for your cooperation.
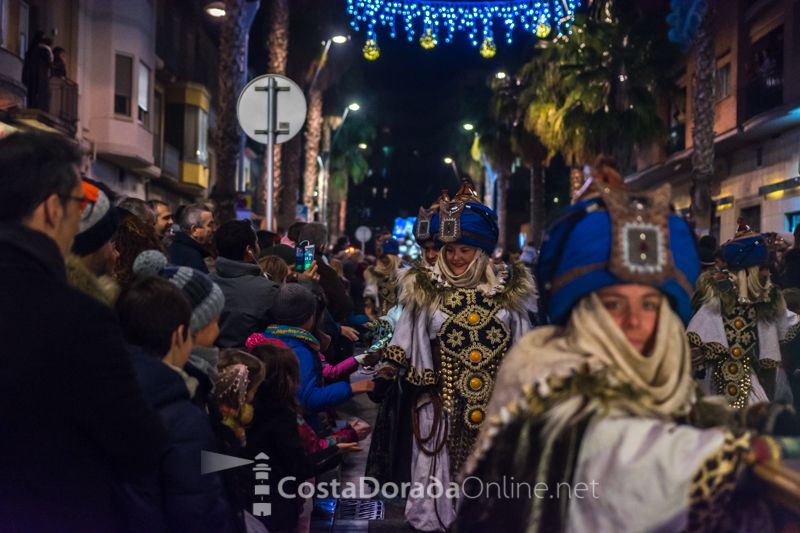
[629,0,800,243]
[0,0,219,205]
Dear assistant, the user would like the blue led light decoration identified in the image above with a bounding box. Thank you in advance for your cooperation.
[347,0,580,59]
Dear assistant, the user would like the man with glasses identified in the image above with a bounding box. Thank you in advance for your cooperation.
[0,132,166,531]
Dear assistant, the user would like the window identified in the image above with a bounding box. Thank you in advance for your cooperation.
[787,211,800,233]
[153,89,163,166]
[18,2,29,57]
[715,63,731,100]
[138,62,150,126]
[183,106,208,165]
[740,205,762,232]
[0,0,9,50]
[114,54,133,116]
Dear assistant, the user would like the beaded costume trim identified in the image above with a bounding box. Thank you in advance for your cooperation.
[714,305,758,409]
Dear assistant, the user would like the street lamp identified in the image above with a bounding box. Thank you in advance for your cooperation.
[348,102,361,112]
[443,156,459,179]
[495,71,507,80]
[358,143,368,150]
[462,122,474,132]
[309,35,349,90]
[204,1,226,17]
[321,102,361,225]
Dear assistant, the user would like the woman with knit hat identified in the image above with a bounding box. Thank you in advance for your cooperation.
[688,224,799,409]
[367,179,534,531]
[456,184,794,532]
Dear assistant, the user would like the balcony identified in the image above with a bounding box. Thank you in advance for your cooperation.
[11,77,78,137]
[162,143,180,180]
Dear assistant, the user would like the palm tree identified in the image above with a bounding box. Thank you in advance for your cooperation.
[264,0,289,227]
[518,3,677,189]
[210,0,245,224]
[327,115,375,238]
[477,120,514,252]
[666,0,715,233]
[303,88,323,221]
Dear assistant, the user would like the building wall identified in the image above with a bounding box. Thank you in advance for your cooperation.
[717,126,800,241]
[77,0,156,169]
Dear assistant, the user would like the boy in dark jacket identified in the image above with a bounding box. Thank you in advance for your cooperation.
[117,276,240,533]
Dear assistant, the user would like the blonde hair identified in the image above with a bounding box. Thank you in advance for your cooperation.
[259,255,289,283]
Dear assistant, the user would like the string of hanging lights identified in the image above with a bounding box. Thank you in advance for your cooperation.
[346,0,581,60]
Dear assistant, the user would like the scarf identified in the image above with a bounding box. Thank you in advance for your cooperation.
[435,248,501,293]
[264,325,321,353]
[375,254,402,277]
[736,266,773,304]
[468,293,694,474]
[189,345,220,382]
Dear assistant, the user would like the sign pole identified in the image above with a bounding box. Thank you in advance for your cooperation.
[265,77,275,231]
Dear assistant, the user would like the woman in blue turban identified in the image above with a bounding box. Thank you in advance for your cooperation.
[367,179,535,531]
[456,183,795,532]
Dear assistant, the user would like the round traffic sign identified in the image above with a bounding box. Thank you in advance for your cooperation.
[237,74,307,145]
[355,226,372,243]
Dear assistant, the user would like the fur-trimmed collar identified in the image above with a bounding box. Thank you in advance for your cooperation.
[398,260,535,313]
[695,267,785,322]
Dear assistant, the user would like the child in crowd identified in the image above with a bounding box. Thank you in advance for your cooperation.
[116,276,239,533]
[261,283,375,430]
[245,342,342,533]
[133,250,225,410]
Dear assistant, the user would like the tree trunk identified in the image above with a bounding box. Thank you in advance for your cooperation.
[690,7,715,234]
[496,173,508,252]
[264,0,289,228]
[210,0,245,224]
[278,134,301,230]
[530,161,545,248]
[303,88,323,221]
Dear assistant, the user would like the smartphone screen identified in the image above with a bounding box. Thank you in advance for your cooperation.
[295,243,315,272]
[303,244,315,272]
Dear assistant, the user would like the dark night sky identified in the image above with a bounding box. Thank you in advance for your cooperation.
[252,0,544,232]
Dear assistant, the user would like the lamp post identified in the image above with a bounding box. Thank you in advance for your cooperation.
[320,102,360,226]
[443,156,459,180]
[309,35,349,91]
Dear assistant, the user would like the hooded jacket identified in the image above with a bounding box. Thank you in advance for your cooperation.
[168,231,210,273]
[211,257,280,347]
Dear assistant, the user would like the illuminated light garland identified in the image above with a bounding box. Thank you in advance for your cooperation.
[347,0,580,59]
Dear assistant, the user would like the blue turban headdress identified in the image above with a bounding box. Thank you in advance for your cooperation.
[380,238,400,256]
[537,184,700,325]
[415,180,499,254]
[720,229,768,271]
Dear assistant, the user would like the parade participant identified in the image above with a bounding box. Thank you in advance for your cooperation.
[456,184,792,532]
[688,224,799,408]
[368,179,534,531]
[364,236,404,319]
[416,193,446,269]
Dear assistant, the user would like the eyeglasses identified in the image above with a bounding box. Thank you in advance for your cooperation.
[61,195,96,216]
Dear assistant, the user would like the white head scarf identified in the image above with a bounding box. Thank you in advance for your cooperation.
[435,245,501,293]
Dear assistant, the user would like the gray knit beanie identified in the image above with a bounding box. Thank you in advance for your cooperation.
[271,283,316,327]
[134,250,225,333]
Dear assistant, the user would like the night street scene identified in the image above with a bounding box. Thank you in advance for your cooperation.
[6,0,800,531]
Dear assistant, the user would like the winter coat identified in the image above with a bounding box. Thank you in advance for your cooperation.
[168,231,210,273]
[263,329,353,425]
[65,253,120,307]
[126,344,239,533]
[315,253,353,323]
[211,257,280,347]
[0,224,166,532]
[244,390,340,532]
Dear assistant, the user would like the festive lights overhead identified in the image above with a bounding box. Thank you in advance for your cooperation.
[347,0,580,60]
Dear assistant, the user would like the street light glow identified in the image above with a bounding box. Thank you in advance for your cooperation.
[358,143,368,150]
[348,102,361,111]
[443,157,454,164]
[462,123,474,131]
[495,71,507,80]
[204,1,226,17]
[332,35,349,44]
